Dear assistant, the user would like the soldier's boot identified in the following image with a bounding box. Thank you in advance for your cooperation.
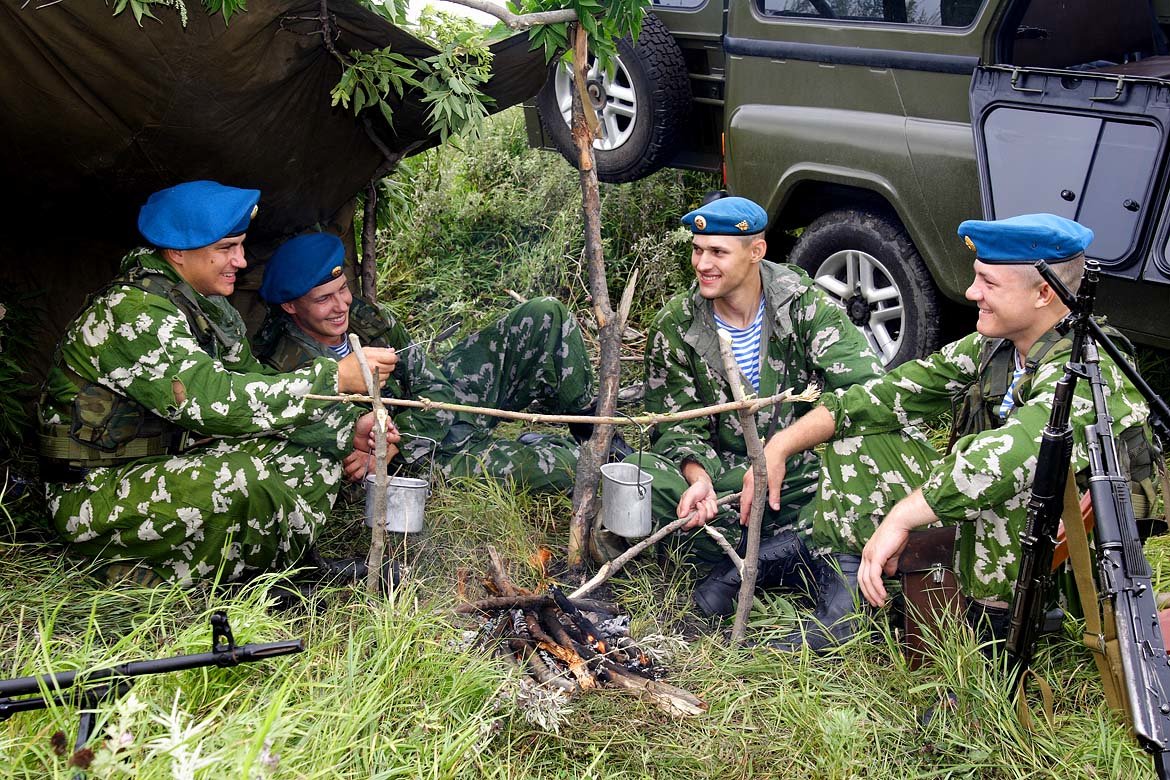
[767,554,863,653]
[302,548,401,592]
[566,414,635,462]
[692,530,815,617]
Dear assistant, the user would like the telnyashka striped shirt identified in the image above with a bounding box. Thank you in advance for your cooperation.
[997,351,1026,420]
[328,338,353,360]
[714,299,766,390]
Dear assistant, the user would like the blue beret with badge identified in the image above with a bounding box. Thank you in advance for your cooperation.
[681,196,768,236]
[259,232,347,304]
[957,213,1094,264]
[138,180,261,250]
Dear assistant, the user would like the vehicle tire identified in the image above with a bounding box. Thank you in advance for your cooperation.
[534,13,690,183]
[787,208,942,367]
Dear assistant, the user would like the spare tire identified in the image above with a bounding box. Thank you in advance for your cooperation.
[535,13,690,183]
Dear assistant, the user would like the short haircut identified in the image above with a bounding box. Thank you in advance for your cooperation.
[1019,252,1085,295]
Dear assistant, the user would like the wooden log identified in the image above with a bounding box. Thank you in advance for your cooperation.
[600,662,707,717]
[455,595,620,615]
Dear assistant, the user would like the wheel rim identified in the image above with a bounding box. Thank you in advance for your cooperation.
[552,55,637,151]
[809,249,905,365]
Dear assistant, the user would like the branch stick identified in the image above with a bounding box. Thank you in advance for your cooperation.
[717,329,768,643]
[434,0,577,29]
[455,595,619,615]
[351,335,389,595]
[569,492,740,600]
[304,387,821,426]
[701,525,743,574]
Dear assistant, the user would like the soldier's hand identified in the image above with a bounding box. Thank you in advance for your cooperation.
[353,411,401,454]
[739,446,786,525]
[337,347,399,394]
[858,519,910,608]
[342,448,373,483]
[679,478,719,529]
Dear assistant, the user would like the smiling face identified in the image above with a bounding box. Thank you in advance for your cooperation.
[163,235,248,297]
[964,260,1053,347]
[281,274,353,347]
[690,233,765,303]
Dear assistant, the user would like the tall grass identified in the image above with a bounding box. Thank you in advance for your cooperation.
[1,107,1167,778]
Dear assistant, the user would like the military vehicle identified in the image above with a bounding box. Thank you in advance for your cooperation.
[527,0,1170,366]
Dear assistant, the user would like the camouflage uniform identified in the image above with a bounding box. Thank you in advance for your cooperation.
[254,297,595,494]
[635,260,937,562]
[818,327,1154,601]
[38,249,363,584]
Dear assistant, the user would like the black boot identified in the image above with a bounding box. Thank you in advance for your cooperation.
[303,548,369,585]
[767,554,863,653]
[692,530,815,617]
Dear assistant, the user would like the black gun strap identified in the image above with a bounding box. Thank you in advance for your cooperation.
[1062,468,1130,716]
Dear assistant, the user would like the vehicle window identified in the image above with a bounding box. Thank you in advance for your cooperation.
[756,0,984,27]
[654,0,708,8]
[1006,0,1165,68]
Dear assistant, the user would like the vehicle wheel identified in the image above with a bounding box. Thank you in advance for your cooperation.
[788,208,941,367]
[535,13,690,183]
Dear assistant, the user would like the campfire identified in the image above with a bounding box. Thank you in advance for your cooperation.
[457,548,706,721]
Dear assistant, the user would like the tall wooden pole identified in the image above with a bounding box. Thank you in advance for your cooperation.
[566,22,621,570]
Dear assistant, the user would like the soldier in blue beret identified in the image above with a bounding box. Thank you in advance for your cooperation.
[38,182,399,588]
[611,194,939,649]
[253,232,621,494]
[759,213,1157,653]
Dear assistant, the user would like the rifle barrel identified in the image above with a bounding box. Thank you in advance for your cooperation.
[0,639,304,699]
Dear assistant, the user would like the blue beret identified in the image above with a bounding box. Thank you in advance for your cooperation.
[259,232,347,304]
[138,180,260,250]
[682,196,768,236]
[957,213,1093,264]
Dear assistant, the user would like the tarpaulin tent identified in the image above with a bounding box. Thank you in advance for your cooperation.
[0,0,548,385]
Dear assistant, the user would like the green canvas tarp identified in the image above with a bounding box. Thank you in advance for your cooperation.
[0,0,548,383]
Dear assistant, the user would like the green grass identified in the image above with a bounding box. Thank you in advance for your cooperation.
[1,482,1161,778]
[2,107,1170,778]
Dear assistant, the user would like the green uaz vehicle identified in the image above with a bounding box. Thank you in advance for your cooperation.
[527,0,1170,366]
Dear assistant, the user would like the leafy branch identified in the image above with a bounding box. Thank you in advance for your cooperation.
[107,0,246,27]
[330,48,422,128]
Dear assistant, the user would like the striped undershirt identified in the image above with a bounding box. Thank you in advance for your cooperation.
[997,350,1026,420]
[714,298,766,390]
[328,338,353,360]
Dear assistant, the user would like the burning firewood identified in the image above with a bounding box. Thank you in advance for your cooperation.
[463,549,707,722]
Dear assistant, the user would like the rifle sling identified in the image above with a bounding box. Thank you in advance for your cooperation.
[1062,467,1130,716]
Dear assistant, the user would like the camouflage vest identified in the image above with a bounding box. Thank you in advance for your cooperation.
[951,327,1160,518]
[38,263,230,467]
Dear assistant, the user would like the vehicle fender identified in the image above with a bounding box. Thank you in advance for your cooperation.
[725,103,969,301]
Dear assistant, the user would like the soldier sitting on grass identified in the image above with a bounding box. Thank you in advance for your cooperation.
[764,214,1158,649]
[253,232,628,495]
[616,195,936,652]
[38,181,398,587]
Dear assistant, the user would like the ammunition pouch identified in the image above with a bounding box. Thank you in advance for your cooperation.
[897,525,965,670]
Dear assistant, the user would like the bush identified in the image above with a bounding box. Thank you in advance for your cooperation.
[373,107,719,339]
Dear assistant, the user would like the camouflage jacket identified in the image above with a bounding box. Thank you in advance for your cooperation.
[821,328,1152,600]
[39,249,360,462]
[253,298,465,464]
[644,260,885,483]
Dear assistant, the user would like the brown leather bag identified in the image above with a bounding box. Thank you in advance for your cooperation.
[898,526,965,670]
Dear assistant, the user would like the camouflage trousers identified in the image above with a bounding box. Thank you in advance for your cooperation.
[623,430,937,565]
[418,298,595,494]
[47,436,342,584]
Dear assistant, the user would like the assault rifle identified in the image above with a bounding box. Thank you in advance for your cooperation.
[1006,259,1170,778]
[0,612,304,755]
